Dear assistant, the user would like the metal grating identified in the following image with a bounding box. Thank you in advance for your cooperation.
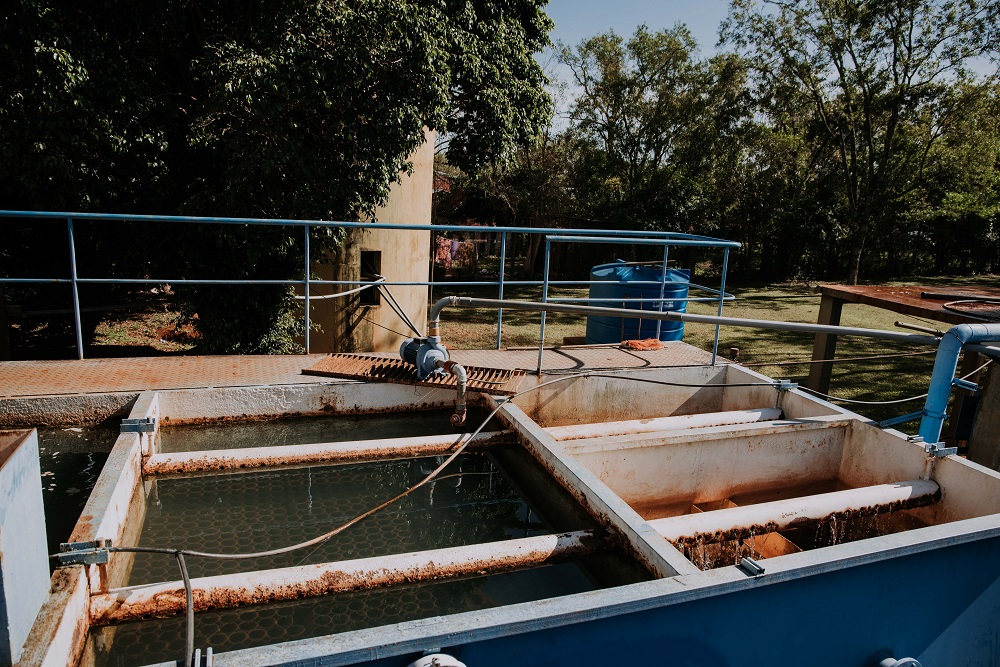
[302,354,525,395]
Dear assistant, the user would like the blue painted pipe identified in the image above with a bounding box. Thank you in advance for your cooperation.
[918,323,1000,443]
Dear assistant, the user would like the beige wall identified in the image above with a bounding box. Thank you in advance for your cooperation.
[309,130,433,353]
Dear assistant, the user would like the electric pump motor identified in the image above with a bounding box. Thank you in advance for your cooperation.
[399,337,449,379]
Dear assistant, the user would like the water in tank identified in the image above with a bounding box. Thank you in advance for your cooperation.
[585,261,690,344]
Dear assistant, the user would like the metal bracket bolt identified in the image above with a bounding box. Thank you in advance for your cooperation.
[56,539,112,566]
[121,416,157,433]
[952,377,980,392]
[738,557,765,577]
[924,442,958,458]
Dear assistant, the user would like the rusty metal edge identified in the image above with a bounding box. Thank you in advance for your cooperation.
[90,530,604,625]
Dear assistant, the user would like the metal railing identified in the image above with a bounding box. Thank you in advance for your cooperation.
[0,210,740,360]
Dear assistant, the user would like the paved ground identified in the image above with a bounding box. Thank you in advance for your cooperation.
[0,343,718,398]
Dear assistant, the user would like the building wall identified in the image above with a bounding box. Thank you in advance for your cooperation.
[310,131,433,353]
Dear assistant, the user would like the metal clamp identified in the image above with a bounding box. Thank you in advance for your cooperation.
[56,539,112,566]
[738,557,765,577]
[952,377,980,392]
[121,417,157,433]
[924,442,958,458]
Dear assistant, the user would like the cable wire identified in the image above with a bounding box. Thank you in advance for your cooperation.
[176,553,194,667]
[800,358,993,405]
[294,277,385,301]
[377,283,422,336]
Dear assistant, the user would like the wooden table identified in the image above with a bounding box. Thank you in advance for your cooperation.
[807,284,1000,393]
[807,283,1000,455]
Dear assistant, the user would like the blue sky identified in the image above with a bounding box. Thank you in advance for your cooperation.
[544,0,732,55]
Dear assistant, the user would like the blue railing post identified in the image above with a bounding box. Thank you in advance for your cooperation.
[66,218,84,360]
[712,247,730,365]
[496,231,507,349]
[303,224,311,354]
[655,242,670,340]
[536,236,552,374]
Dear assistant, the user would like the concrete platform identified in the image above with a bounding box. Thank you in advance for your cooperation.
[0,343,718,398]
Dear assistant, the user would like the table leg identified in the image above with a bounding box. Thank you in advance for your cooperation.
[806,294,843,394]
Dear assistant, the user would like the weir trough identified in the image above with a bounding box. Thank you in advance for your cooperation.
[8,348,1000,667]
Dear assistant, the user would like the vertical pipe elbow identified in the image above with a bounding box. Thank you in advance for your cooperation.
[428,296,459,338]
[437,359,467,426]
[918,323,1000,443]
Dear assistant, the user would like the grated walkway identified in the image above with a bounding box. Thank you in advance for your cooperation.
[0,343,719,398]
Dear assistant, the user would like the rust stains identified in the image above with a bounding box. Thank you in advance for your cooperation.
[142,431,514,476]
[90,530,607,625]
[669,490,941,551]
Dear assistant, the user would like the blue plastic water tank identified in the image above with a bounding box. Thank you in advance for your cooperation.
[584,261,690,344]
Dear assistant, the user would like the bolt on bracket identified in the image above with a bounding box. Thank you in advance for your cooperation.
[924,442,958,458]
[121,417,157,433]
[952,377,980,392]
[56,539,112,567]
[738,557,766,577]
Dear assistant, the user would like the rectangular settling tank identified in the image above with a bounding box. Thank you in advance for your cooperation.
[88,413,650,667]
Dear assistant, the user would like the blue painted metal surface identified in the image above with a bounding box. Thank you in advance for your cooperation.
[585,262,690,344]
[202,523,1000,667]
[918,323,1000,442]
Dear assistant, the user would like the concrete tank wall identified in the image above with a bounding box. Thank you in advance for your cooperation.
[310,131,433,353]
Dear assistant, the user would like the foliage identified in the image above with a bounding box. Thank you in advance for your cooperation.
[1,0,553,353]
[723,0,1000,283]
[559,26,753,232]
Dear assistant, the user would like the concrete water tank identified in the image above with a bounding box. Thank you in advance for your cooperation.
[585,261,689,344]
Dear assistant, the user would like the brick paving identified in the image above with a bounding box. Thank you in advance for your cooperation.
[0,343,719,398]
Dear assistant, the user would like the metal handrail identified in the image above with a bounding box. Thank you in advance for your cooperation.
[0,210,740,359]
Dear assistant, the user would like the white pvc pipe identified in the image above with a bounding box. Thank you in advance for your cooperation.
[142,431,507,476]
[544,409,783,442]
[648,479,940,544]
[90,530,601,624]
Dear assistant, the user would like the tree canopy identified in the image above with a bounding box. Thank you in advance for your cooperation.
[1,0,553,352]
[438,4,1000,284]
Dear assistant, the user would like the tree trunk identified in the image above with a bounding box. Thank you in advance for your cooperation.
[845,219,870,285]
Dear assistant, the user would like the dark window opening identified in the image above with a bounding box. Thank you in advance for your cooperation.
[360,250,381,306]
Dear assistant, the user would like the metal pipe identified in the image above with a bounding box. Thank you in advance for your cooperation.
[496,231,507,349]
[656,243,670,340]
[0,277,737,290]
[917,323,1000,442]
[66,218,84,360]
[141,431,508,476]
[544,235,740,249]
[428,297,941,346]
[544,409,783,441]
[89,530,604,625]
[537,237,552,374]
[712,248,730,365]
[648,479,940,546]
[436,359,468,426]
[303,224,311,354]
[966,343,1000,358]
[0,210,742,245]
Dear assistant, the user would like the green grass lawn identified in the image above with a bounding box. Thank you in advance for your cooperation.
[435,275,999,427]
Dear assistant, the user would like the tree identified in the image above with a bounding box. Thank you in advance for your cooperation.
[559,27,753,233]
[1,0,553,352]
[724,0,1000,283]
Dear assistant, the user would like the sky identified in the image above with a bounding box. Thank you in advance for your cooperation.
[544,0,732,56]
